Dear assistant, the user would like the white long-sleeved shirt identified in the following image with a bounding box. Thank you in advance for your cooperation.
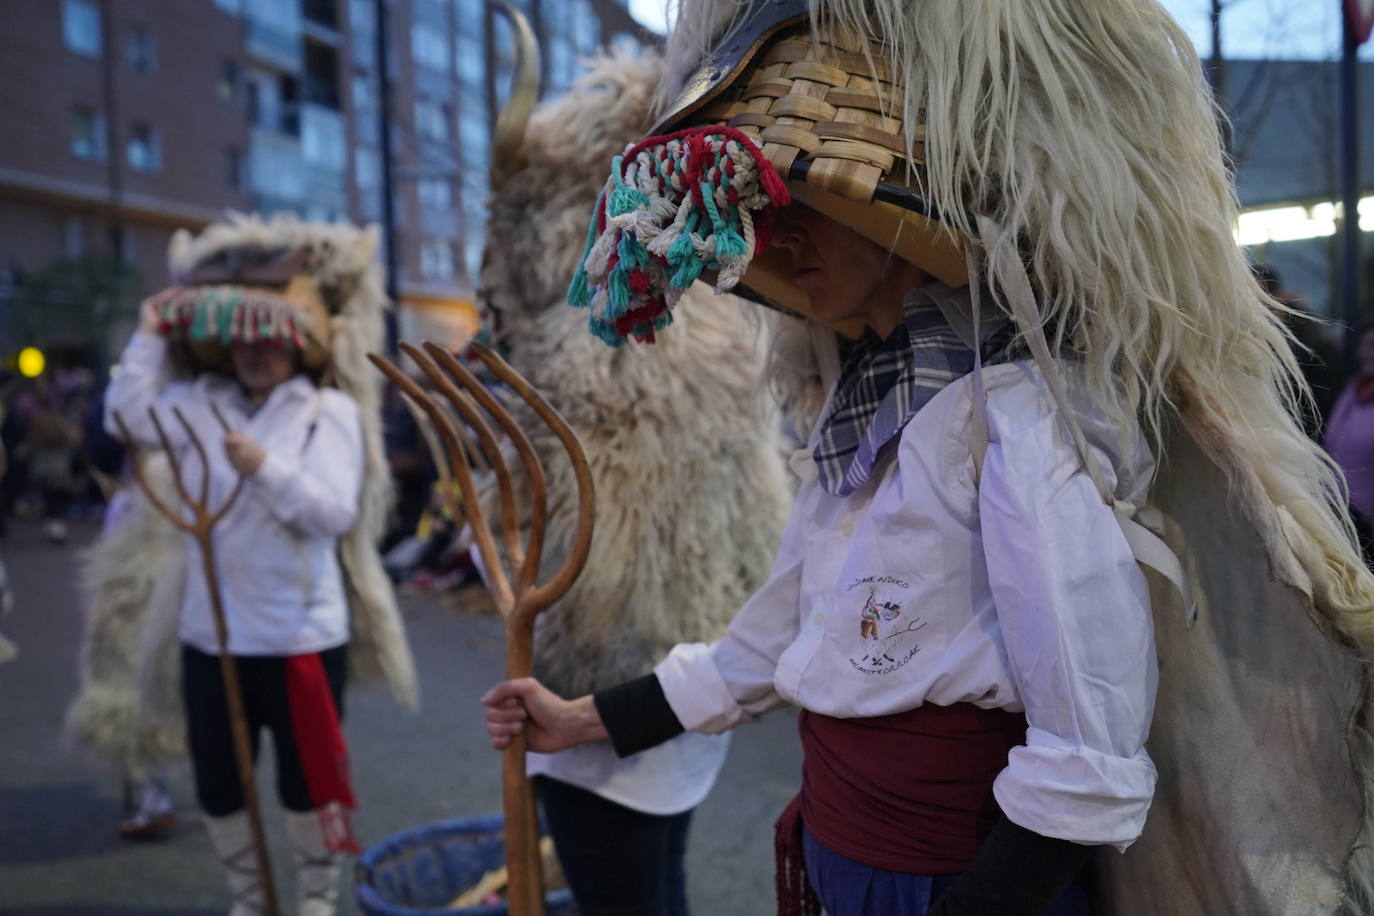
[105,331,364,656]
[654,360,1159,849]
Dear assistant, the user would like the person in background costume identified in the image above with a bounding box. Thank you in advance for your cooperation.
[1324,320,1374,562]
[477,38,792,915]
[0,440,14,665]
[85,214,416,916]
[484,1,1374,914]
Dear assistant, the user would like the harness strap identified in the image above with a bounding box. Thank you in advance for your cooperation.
[961,219,1194,620]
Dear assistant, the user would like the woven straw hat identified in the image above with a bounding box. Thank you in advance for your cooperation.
[651,3,966,322]
[151,250,333,375]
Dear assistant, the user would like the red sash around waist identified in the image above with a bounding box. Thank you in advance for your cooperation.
[799,702,1026,874]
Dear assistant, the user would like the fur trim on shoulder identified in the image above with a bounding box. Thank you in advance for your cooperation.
[65,461,186,777]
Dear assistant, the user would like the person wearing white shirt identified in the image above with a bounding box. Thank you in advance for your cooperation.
[106,294,364,916]
[483,202,1156,916]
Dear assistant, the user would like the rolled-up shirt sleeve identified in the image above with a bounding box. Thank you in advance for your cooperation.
[979,401,1158,850]
[654,510,807,735]
[252,392,363,538]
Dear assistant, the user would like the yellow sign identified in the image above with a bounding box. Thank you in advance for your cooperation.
[17,347,45,378]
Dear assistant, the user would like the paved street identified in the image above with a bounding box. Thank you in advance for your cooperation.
[0,520,802,915]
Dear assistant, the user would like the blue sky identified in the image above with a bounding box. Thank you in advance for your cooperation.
[627,0,1371,61]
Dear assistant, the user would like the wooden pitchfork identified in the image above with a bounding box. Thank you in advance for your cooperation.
[369,341,594,916]
[113,405,281,916]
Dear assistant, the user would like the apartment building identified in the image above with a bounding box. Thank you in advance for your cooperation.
[0,0,645,359]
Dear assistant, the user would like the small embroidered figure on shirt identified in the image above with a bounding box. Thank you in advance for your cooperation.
[859,590,902,641]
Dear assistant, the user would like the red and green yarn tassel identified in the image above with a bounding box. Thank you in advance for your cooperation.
[566,125,790,346]
[154,285,302,351]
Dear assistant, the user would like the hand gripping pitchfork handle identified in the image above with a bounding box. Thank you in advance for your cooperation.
[113,404,281,916]
[369,341,595,916]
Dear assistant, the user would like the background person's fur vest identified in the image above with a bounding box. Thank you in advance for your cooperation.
[479,49,794,697]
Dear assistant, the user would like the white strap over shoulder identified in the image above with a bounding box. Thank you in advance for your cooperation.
[962,245,991,485]
[964,216,1195,620]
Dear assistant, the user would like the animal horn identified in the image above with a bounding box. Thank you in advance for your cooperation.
[489,0,541,185]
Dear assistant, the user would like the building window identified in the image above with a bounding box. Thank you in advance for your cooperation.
[226,147,245,192]
[219,61,241,104]
[303,0,338,30]
[354,146,379,189]
[124,24,156,74]
[411,23,450,72]
[421,239,456,281]
[453,0,485,19]
[246,69,296,133]
[349,0,375,34]
[574,1,600,55]
[459,107,489,164]
[126,123,161,172]
[63,0,102,58]
[456,29,484,86]
[302,106,346,171]
[415,98,450,143]
[418,177,452,209]
[352,73,374,112]
[70,108,106,161]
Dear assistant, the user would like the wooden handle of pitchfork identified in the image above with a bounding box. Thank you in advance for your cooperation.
[369,341,594,916]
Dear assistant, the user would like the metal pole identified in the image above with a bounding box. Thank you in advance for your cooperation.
[375,0,400,352]
[1208,0,1233,156]
[1340,11,1363,369]
[99,0,124,259]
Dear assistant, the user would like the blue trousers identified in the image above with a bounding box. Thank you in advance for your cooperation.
[803,825,1093,916]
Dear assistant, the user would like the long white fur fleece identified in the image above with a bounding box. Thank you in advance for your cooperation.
[479,49,794,697]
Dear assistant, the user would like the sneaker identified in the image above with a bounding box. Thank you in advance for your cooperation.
[119,780,175,840]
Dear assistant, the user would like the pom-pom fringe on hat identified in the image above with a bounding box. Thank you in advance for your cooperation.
[569,0,966,344]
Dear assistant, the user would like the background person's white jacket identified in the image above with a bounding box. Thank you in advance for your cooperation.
[105,331,364,656]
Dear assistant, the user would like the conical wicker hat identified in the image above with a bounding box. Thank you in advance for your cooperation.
[651,4,966,322]
[565,1,965,343]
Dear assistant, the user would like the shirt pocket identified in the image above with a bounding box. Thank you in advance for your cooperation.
[812,521,946,684]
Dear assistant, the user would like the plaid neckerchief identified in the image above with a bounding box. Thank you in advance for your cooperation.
[813,283,991,497]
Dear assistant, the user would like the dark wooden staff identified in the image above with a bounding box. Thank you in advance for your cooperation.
[369,341,594,916]
[113,404,280,916]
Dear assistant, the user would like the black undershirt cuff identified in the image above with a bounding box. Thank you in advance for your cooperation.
[592,673,685,758]
[925,817,1093,916]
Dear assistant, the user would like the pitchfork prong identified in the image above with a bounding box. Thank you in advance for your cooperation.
[368,352,515,613]
[210,474,248,527]
[423,343,549,596]
[401,343,526,577]
[171,406,214,509]
[209,403,233,435]
[148,407,197,513]
[112,410,195,534]
[468,342,594,619]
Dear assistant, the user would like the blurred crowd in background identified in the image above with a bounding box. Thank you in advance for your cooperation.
[0,360,482,593]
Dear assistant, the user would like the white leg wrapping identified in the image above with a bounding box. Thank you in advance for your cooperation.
[203,810,265,916]
[284,808,340,916]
